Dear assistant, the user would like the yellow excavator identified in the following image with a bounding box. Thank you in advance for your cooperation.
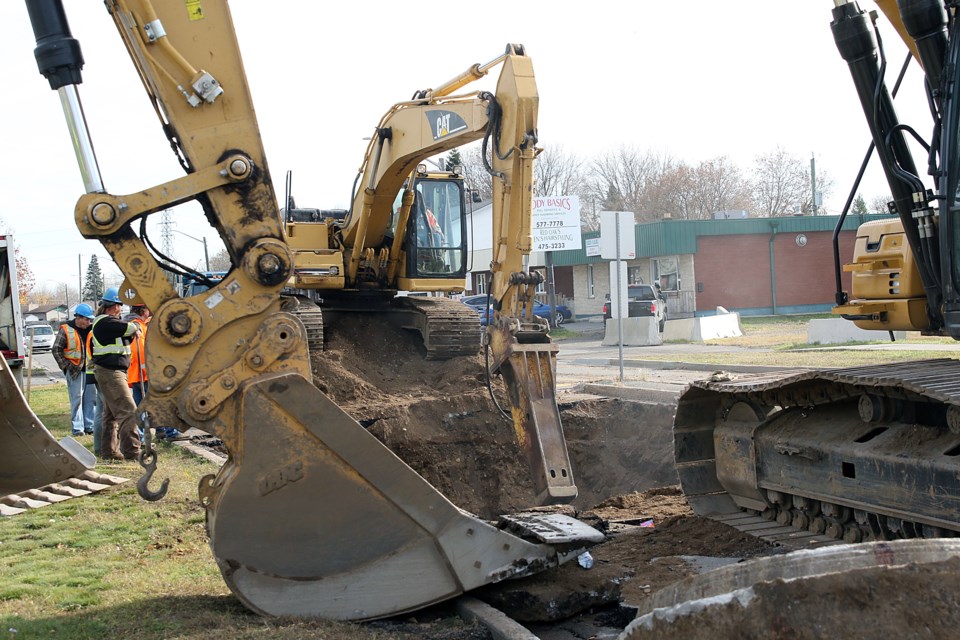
[676,0,960,545]
[16,0,598,621]
[276,50,577,504]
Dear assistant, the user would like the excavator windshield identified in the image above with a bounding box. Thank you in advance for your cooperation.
[405,178,466,278]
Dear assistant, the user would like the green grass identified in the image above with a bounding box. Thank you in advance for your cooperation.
[0,386,426,640]
[652,313,960,368]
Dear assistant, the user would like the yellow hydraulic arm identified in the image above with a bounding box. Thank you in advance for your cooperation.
[25,0,597,620]
[315,46,578,502]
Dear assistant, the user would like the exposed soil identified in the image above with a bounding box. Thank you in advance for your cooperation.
[312,315,679,518]
[305,316,787,637]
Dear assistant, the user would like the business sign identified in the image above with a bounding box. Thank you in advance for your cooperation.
[585,237,601,257]
[533,195,582,251]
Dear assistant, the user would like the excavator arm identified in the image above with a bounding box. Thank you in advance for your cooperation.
[294,47,577,502]
[23,0,599,621]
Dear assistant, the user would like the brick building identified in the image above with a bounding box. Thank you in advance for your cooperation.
[537,214,895,319]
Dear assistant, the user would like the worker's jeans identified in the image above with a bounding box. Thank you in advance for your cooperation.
[94,365,140,459]
[66,369,95,436]
[132,380,149,406]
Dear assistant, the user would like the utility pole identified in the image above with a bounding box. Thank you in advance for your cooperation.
[810,153,817,215]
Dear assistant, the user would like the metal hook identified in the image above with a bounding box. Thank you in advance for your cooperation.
[136,412,169,501]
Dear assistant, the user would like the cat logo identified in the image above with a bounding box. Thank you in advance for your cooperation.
[426,110,468,141]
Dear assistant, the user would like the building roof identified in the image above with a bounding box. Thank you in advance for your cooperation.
[550,214,897,266]
[27,303,68,314]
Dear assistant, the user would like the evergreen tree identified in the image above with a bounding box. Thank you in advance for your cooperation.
[82,255,104,302]
[851,194,869,215]
[446,149,463,171]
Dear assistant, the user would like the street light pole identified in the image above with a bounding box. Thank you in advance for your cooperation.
[171,229,211,271]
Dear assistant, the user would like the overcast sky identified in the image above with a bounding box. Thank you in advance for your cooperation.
[0,1,933,290]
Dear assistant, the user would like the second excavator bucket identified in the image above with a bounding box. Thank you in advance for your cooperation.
[0,356,126,516]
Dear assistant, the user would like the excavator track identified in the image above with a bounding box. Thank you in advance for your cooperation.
[675,358,960,546]
[390,296,481,360]
[282,294,324,356]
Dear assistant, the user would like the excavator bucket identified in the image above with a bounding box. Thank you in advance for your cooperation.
[202,372,603,620]
[0,356,126,516]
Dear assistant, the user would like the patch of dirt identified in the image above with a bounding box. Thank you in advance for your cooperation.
[312,315,679,518]
[308,316,788,635]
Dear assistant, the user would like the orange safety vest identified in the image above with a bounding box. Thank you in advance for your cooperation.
[127,317,149,386]
[85,333,95,375]
[59,324,84,366]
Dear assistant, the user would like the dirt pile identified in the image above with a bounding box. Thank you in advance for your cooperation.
[311,315,677,517]
[309,317,789,636]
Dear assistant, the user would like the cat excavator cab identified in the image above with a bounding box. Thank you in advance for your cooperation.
[15,0,598,621]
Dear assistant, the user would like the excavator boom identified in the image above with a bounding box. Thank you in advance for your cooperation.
[21,0,598,620]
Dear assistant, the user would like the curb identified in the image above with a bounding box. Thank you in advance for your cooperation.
[456,597,539,640]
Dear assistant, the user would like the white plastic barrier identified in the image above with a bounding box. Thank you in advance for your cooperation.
[662,312,743,342]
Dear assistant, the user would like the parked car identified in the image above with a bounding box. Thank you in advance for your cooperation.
[459,294,493,326]
[25,323,55,353]
[459,295,571,326]
[531,300,572,325]
[602,283,667,332]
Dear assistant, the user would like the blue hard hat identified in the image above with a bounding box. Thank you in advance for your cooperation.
[74,303,95,319]
[101,287,122,304]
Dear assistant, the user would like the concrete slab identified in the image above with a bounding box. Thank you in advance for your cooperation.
[602,317,662,346]
[807,318,905,344]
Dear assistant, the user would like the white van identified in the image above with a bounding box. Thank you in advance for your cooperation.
[25,324,55,353]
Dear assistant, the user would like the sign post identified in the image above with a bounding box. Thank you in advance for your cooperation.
[600,211,636,382]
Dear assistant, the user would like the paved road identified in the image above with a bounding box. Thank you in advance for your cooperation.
[23,351,64,384]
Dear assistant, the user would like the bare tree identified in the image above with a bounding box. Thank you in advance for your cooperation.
[459,144,493,202]
[207,247,231,271]
[588,146,680,222]
[681,157,753,220]
[869,194,893,214]
[534,145,586,198]
[752,147,810,216]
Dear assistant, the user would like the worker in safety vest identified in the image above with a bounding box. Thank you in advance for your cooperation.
[122,304,182,440]
[124,304,150,405]
[84,330,105,457]
[91,287,141,460]
[52,303,96,436]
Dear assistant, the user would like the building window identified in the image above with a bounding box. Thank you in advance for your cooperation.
[627,266,645,285]
[654,256,680,291]
[587,265,595,298]
[476,273,487,294]
[535,270,546,294]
